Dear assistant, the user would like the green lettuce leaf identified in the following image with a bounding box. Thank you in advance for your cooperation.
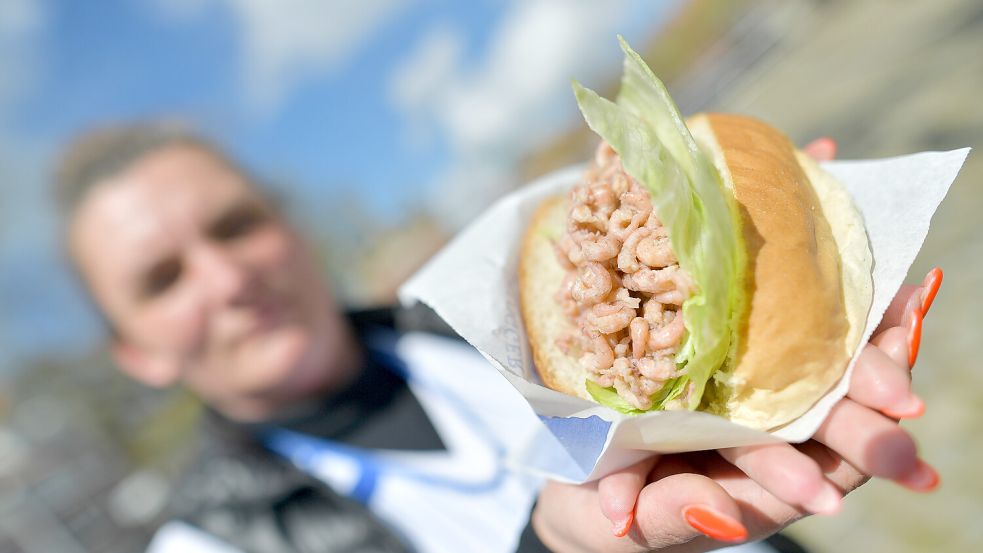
[585,380,646,415]
[586,376,690,415]
[573,38,745,411]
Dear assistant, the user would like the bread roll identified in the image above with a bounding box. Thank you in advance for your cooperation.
[519,113,872,430]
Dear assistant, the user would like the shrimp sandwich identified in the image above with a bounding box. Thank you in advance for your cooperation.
[519,38,872,431]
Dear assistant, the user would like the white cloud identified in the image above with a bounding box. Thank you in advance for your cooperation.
[388,22,465,151]
[443,0,619,150]
[389,22,464,115]
[388,0,681,229]
[149,0,412,116]
[0,0,43,35]
[227,0,410,115]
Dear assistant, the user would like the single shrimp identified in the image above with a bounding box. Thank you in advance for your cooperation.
[614,287,641,309]
[613,375,653,411]
[595,141,617,167]
[569,182,592,205]
[648,310,686,350]
[638,375,662,397]
[585,335,615,372]
[610,171,630,197]
[636,227,677,268]
[556,232,585,266]
[618,227,651,273]
[620,189,652,214]
[585,301,635,335]
[554,271,579,316]
[653,290,687,305]
[643,210,663,229]
[570,181,617,231]
[577,233,620,262]
[569,204,607,232]
[607,207,644,242]
[623,265,692,295]
[571,263,613,304]
[637,356,677,381]
[588,181,618,217]
[592,374,615,388]
[629,317,649,359]
[642,296,665,323]
[613,335,631,358]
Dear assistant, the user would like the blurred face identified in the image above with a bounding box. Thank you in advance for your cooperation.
[69,145,356,419]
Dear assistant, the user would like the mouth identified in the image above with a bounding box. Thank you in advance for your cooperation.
[242,298,294,339]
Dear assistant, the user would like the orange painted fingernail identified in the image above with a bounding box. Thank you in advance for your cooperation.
[897,460,940,492]
[682,505,748,543]
[920,267,943,315]
[612,512,634,538]
[883,394,925,419]
[907,309,923,367]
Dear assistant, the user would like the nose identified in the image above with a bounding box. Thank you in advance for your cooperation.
[189,242,253,306]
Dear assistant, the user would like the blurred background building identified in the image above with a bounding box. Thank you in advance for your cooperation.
[0,0,980,551]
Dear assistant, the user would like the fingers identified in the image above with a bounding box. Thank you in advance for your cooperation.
[875,284,920,334]
[870,326,908,368]
[802,137,837,161]
[849,342,923,419]
[598,456,661,537]
[874,267,943,336]
[632,472,747,546]
[813,397,939,492]
[718,443,842,515]
[857,267,944,416]
[794,440,869,496]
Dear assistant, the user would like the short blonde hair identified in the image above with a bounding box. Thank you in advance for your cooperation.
[54,121,231,219]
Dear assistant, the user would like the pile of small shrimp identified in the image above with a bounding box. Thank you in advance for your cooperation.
[554,142,695,410]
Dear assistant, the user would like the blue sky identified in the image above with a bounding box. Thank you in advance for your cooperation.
[0,0,682,372]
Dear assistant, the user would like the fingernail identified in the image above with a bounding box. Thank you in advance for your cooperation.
[803,483,843,515]
[907,309,923,367]
[612,512,634,538]
[920,267,943,315]
[897,460,940,492]
[810,137,837,160]
[682,505,748,543]
[883,394,925,419]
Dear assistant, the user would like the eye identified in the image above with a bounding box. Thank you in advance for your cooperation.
[142,257,182,298]
[209,203,270,242]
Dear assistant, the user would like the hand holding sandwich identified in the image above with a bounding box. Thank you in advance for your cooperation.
[531,262,942,552]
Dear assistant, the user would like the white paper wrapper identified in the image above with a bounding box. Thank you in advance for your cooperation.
[399,148,970,483]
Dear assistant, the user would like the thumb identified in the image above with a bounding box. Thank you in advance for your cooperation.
[633,472,747,548]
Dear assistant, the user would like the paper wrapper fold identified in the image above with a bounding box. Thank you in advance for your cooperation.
[399,149,969,483]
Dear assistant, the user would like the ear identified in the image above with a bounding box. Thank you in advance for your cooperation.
[111,338,182,388]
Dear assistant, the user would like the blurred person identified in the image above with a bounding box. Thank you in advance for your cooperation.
[54,124,940,553]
